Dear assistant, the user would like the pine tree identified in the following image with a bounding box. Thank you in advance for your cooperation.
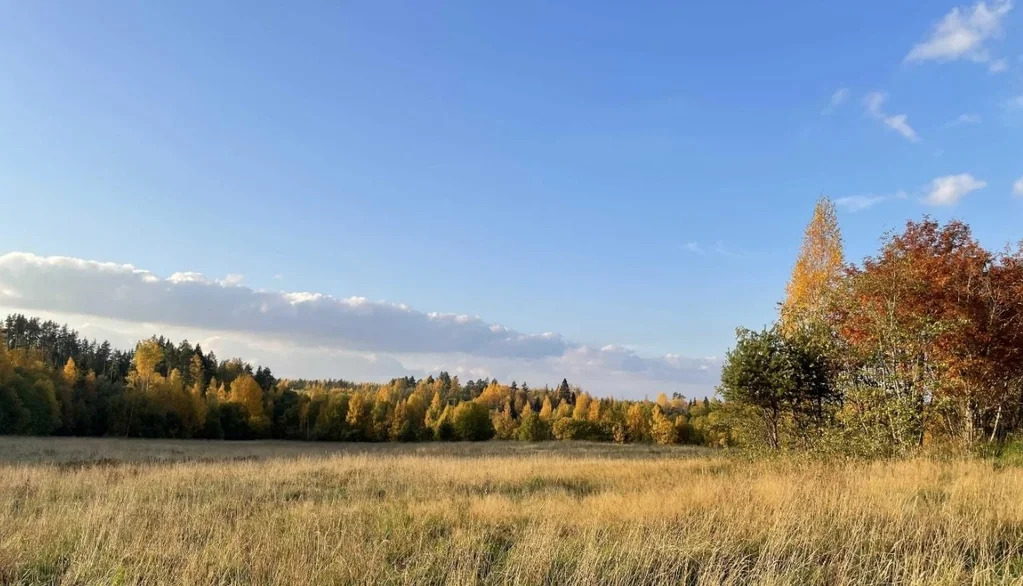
[557,378,573,405]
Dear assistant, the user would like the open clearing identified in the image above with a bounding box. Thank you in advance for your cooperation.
[2,438,1023,585]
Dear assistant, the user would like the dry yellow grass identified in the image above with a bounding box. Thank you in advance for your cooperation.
[1,437,1023,585]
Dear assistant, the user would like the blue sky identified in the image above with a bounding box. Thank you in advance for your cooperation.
[0,1,1021,397]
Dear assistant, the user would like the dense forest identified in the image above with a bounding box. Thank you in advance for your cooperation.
[3,200,1023,454]
[0,313,729,445]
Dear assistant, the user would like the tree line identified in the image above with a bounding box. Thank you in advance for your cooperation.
[5,200,1015,454]
[719,199,1023,454]
[0,314,729,445]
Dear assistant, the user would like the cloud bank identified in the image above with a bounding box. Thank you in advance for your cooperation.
[0,253,720,397]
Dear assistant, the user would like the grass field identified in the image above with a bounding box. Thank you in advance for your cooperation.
[2,438,1023,585]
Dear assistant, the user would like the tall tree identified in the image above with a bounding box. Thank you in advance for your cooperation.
[229,374,265,422]
[780,197,844,334]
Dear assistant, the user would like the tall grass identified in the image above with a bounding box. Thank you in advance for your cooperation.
[1,437,1022,585]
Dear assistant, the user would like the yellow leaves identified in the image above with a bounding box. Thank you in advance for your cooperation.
[475,381,510,409]
[572,393,591,420]
[61,357,78,386]
[188,354,204,389]
[626,404,648,442]
[538,397,554,421]
[346,392,370,429]
[133,339,164,380]
[587,398,602,422]
[229,374,265,420]
[650,405,678,445]
[781,197,845,333]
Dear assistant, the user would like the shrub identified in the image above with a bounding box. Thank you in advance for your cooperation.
[451,402,495,441]
[517,411,552,441]
[552,418,605,441]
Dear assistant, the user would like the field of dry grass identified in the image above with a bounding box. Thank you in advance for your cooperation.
[2,437,1023,585]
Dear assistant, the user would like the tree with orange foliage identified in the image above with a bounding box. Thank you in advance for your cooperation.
[835,219,1023,446]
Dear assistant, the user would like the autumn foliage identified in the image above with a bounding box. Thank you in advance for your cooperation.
[723,201,1023,453]
[0,316,729,446]
[780,197,844,334]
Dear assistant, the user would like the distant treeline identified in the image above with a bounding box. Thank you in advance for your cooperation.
[0,314,729,445]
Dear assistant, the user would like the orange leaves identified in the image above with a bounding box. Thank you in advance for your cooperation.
[833,218,1023,439]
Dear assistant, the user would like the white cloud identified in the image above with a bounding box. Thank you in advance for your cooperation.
[1006,95,1023,109]
[924,173,987,205]
[863,92,919,142]
[1013,176,1023,196]
[831,87,850,106]
[989,57,1009,72]
[863,92,885,117]
[883,114,919,142]
[822,88,850,114]
[834,190,908,212]
[905,0,1012,66]
[945,113,982,127]
[834,195,884,212]
[0,253,721,397]
[683,241,745,258]
[683,242,705,254]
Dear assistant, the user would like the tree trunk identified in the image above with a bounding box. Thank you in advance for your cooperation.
[989,404,1002,443]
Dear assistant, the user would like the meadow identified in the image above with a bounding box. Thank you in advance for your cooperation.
[1,438,1023,585]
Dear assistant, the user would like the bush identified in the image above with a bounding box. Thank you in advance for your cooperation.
[451,402,495,441]
[552,418,606,441]
[517,411,552,441]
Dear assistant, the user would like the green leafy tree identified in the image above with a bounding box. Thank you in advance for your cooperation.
[451,401,495,441]
[517,408,552,441]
